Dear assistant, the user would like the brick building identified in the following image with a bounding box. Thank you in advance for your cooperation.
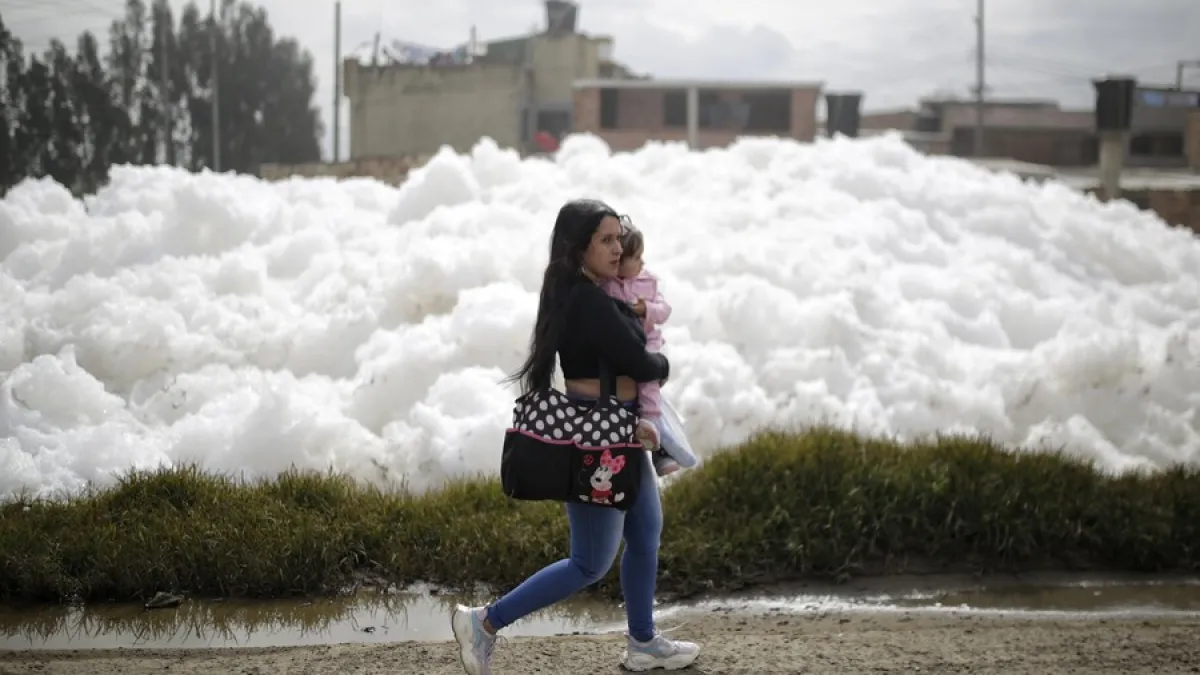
[1188,110,1200,169]
[572,79,823,151]
[860,98,1096,166]
[1130,86,1200,168]
[860,87,1200,169]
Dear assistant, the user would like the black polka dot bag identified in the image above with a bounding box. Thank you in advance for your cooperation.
[500,362,646,511]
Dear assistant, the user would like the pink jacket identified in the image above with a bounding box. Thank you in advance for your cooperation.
[601,269,671,352]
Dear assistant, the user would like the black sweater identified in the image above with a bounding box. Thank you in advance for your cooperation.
[557,279,670,383]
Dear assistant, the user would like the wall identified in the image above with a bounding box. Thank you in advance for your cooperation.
[951,126,1097,166]
[938,102,1094,131]
[1116,188,1200,236]
[259,155,430,185]
[341,32,607,160]
[860,110,919,131]
[1188,111,1200,170]
[528,33,604,108]
[1131,88,1200,131]
[572,86,820,150]
[858,103,1096,166]
[343,59,523,158]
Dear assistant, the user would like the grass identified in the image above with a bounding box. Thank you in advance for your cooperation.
[1,426,1198,606]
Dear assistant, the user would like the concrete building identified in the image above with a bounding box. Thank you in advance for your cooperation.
[341,0,636,158]
[860,85,1200,169]
[1188,110,1200,169]
[572,79,823,152]
[861,98,1096,166]
[1129,86,1200,168]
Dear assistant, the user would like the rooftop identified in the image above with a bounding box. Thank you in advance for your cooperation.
[573,78,824,91]
[965,158,1200,191]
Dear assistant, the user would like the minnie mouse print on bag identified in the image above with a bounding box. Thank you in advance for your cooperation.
[500,361,645,512]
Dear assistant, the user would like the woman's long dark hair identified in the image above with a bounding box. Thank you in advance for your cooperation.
[508,198,620,394]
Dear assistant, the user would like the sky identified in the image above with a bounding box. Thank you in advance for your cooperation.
[6,0,1199,163]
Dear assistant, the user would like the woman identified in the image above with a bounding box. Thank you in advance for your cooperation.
[450,199,701,673]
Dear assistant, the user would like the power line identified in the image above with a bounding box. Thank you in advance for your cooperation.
[1176,60,1200,89]
[989,51,1191,84]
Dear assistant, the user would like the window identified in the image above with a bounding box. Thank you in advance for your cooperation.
[663,90,687,127]
[538,110,571,137]
[697,91,720,128]
[741,90,792,132]
[950,127,977,156]
[1124,191,1151,210]
[1129,131,1185,157]
[1137,88,1200,108]
[599,88,619,129]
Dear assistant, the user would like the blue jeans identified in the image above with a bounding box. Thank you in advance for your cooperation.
[486,397,662,643]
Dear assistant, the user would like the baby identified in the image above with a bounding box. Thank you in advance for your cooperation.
[601,220,682,476]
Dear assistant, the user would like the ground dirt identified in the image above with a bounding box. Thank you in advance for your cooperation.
[2,611,1197,674]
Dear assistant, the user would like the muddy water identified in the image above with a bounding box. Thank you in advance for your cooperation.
[674,572,1200,619]
[0,583,626,650]
[892,575,1200,613]
[3,573,1199,651]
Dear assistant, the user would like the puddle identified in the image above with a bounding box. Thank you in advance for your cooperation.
[676,572,1200,620]
[0,583,626,650]
[3,573,1199,651]
[892,577,1200,614]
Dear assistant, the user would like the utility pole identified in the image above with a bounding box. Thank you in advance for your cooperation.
[211,0,221,171]
[523,22,537,154]
[973,0,985,157]
[160,0,174,165]
[1177,60,1200,89]
[333,0,341,163]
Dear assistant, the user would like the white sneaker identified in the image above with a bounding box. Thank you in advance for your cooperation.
[622,630,701,671]
[451,604,499,675]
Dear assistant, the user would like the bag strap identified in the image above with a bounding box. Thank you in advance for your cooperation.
[565,279,618,404]
[598,358,616,402]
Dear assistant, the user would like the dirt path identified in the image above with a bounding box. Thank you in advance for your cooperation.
[2,612,1197,674]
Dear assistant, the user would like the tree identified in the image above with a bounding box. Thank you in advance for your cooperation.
[74,31,126,193]
[46,40,85,190]
[15,55,52,180]
[261,37,322,165]
[106,0,151,165]
[146,0,188,166]
[0,16,22,192]
[198,1,322,173]
[0,0,325,194]
[177,2,214,171]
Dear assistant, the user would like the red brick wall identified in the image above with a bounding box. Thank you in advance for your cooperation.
[1145,189,1200,235]
[1187,111,1200,171]
[573,88,600,133]
[860,110,919,131]
[618,90,666,130]
[976,127,1097,166]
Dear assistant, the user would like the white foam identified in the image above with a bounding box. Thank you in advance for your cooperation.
[2,133,1199,499]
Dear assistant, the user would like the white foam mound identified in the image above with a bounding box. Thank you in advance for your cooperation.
[2,133,1199,500]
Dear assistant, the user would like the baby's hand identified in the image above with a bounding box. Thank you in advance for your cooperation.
[631,298,647,316]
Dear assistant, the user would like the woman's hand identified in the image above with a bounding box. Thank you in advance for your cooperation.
[631,298,647,316]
